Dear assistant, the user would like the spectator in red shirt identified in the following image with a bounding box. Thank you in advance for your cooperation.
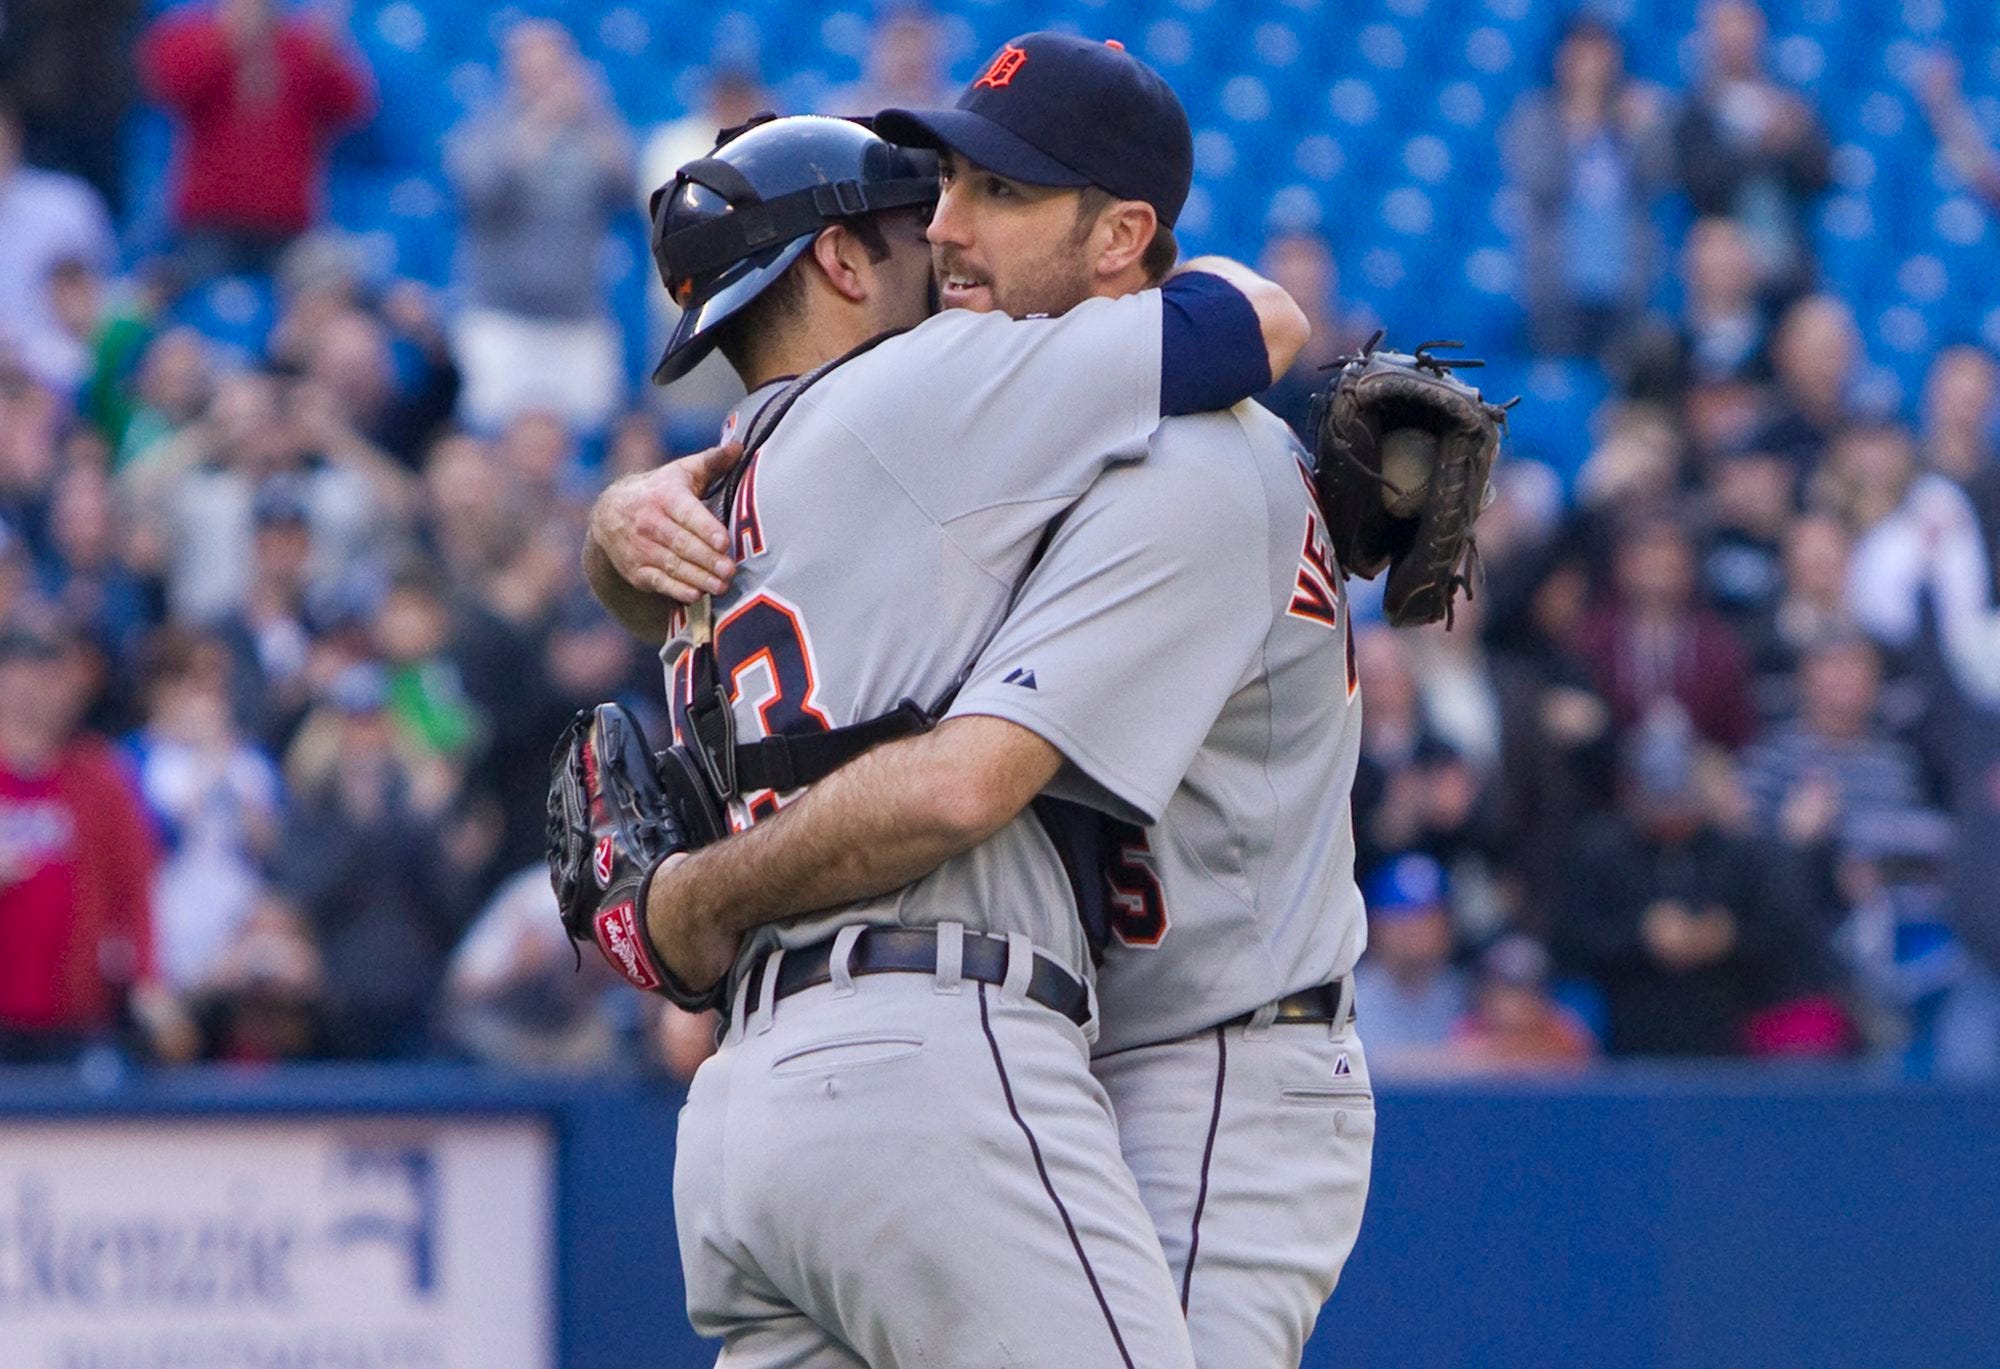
[139,0,374,279]
[1573,510,1758,750]
[0,625,176,1063]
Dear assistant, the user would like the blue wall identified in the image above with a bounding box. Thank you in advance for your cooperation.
[1339,1076,2000,1369]
[4,1064,1995,1367]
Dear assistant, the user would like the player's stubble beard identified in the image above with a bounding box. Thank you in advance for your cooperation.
[933,237,1095,319]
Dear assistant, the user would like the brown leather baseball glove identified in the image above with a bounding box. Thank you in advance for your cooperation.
[1309,333,1511,627]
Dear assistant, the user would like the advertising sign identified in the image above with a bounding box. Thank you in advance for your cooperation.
[0,1117,554,1368]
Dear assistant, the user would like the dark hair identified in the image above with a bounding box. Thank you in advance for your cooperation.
[138,624,228,695]
[46,257,95,287]
[1831,419,1916,451]
[712,214,899,376]
[389,554,451,600]
[1561,14,1621,48]
[1615,504,1697,554]
[1073,188,1178,284]
[1801,629,1879,667]
[1550,12,1625,104]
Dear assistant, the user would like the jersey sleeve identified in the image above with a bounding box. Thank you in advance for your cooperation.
[1158,271,1271,416]
[945,424,1272,826]
[839,275,1270,531]
[844,289,1162,527]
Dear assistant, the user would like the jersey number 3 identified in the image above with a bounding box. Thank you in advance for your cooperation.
[1105,821,1168,948]
[675,592,831,823]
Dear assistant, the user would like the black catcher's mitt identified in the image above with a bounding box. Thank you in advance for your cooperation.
[1310,334,1510,627]
[547,703,727,1010]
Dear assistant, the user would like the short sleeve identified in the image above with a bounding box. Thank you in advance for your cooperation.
[945,425,1271,825]
[837,290,1166,527]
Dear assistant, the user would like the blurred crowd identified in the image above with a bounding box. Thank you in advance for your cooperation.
[0,0,1996,1083]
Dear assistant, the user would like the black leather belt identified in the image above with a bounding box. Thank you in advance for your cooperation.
[742,927,1091,1028]
[1221,978,1354,1029]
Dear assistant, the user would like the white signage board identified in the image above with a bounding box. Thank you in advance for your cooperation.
[0,1116,554,1368]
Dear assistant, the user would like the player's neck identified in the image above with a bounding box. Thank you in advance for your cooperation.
[1086,261,1156,304]
[739,319,880,391]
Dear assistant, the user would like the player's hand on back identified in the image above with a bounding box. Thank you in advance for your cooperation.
[589,443,741,603]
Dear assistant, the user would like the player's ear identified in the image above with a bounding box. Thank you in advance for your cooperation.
[810,225,871,304]
[1090,200,1158,282]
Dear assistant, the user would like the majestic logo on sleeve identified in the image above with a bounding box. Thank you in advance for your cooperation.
[975,45,1028,89]
[594,902,662,991]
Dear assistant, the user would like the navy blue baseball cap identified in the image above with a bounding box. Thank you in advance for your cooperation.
[876,32,1195,229]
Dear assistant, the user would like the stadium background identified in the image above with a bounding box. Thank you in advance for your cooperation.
[1,0,1998,1364]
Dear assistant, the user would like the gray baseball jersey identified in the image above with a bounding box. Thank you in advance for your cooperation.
[664,289,1173,989]
[664,283,1283,1369]
[947,401,1367,1055]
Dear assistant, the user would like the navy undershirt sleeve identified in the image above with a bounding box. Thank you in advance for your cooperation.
[1158,271,1272,416]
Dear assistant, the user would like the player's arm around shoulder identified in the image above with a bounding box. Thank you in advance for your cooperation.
[875,251,1308,418]
[1173,254,1311,387]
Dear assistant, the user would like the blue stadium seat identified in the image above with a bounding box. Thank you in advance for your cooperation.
[1453,243,1530,345]
[1138,17,1200,77]
[1925,195,1994,301]
[1813,187,1901,320]
[119,109,177,257]
[382,175,458,286]
[353,2,465,168]
[587,8,685,127]
[106,0,1987,510]
[1456,21,1527,86]
[1470,355,1611,489]
[168,275,276,366]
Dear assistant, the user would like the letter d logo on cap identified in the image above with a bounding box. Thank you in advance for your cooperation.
[975,44,1028,89]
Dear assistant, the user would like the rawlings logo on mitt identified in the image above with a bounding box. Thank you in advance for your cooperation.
[594,901,660,992]
[1309,333,1513,627]
[546,703,727,1010]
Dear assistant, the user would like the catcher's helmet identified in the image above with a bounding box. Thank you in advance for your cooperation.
[647,115,939,384]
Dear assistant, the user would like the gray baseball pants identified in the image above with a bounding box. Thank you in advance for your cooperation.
[1092,999,1375,1369]
[673,926,1197,1368]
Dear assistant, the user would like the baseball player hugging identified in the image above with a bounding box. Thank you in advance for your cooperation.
[558,30,1505,1369]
